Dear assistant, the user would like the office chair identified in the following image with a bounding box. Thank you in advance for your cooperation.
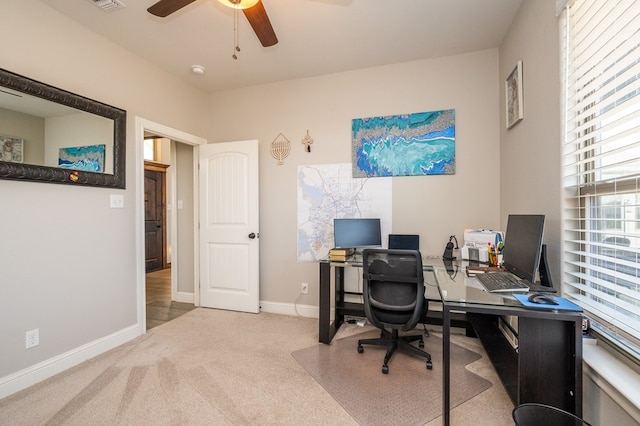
[512,403,592,426]
[357,249,433,374]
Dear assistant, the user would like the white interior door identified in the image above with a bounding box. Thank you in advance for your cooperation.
[198,140,259,313]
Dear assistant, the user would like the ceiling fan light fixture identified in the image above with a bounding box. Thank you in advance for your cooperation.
[217,0,259,9]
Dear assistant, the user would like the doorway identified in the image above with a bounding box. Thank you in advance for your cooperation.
[144,162,168,273]
[136,117,207,332]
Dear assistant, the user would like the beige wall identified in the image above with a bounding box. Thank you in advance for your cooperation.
[0,108,45,164]
[175,142,195,296]
[0,0,207,387]
[208,49,502,306]
[499,0,562,286]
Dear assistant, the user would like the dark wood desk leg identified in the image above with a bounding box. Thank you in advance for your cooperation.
[443,306,451,426]
[335,266,345,326]
[518,316,583,415]
[319,261,331,344]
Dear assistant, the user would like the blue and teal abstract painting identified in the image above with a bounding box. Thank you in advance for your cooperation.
[352,109,455,177]
[58,144,106,173]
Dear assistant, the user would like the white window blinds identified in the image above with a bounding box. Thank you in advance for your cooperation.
[562,0,640,357]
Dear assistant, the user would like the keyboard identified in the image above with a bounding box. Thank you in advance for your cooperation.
[476,272,531,293]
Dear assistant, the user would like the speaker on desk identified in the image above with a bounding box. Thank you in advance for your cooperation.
[442,235,458,260]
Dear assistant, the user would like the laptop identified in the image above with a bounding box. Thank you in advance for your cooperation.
[388,234,420,250]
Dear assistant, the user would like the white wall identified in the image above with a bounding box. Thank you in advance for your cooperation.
[207,49,502,306]
[0,0,207,394]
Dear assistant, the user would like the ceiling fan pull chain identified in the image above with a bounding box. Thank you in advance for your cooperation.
[232,5,241,59]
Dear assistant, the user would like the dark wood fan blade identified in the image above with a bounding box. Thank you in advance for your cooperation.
[243,1,278,47]
[147,0,198,17]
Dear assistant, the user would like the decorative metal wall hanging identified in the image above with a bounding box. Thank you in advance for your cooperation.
[301,130,314,152]
[270,132,291,165]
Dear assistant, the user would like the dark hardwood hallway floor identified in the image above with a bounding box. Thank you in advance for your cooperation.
[145,267,196,330]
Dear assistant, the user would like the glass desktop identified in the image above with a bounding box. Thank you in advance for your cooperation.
[427,259,525,308]
[324,254,527,308]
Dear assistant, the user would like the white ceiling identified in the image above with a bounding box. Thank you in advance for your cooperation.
[41,0,523,93]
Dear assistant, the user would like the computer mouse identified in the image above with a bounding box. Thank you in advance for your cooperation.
[528,293,558,305]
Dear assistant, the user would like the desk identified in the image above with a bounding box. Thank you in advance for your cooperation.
[433,265,583,426]
[318,257,583,426]
[318,256,445,344]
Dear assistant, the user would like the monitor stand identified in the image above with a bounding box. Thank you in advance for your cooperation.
[526,244,556,293]
[538,244,553,288]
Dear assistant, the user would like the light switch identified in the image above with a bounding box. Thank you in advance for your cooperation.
[110,194,124,208]
[177,200,184,209]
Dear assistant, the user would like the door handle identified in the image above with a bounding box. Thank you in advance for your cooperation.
[248,232,259,239]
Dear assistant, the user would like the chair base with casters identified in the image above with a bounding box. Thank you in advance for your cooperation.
[357,328,433,374]
[512,403,592,426]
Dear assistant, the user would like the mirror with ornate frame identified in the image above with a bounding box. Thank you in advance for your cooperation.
[0,68,126,188]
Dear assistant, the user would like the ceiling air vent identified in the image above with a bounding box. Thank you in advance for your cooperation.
[90,0,126,12]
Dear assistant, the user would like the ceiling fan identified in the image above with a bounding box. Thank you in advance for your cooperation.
[147,0,278,47]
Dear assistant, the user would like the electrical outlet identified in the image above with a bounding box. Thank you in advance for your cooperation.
[26,329,39,349]
[301,282,309,294]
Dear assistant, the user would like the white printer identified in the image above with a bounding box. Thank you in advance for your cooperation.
[461,229,504,263]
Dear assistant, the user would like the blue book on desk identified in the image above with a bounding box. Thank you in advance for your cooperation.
[514,294,583,312]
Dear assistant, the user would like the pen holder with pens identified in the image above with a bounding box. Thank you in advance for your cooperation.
[488,243,503,267]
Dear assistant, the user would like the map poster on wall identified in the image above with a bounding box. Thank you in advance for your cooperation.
[297,163,392,262]
[352,109,455,177]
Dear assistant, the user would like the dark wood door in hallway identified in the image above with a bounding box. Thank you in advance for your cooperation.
[144,164,168,273]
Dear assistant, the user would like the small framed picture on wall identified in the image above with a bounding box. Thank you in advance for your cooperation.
[0,135,24,163]
[505,60,524,129]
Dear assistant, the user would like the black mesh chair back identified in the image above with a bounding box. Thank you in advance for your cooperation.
[363,249,424,331]
[512,403,592,426]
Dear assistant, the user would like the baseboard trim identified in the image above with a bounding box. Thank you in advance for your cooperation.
[174,291,194,304]
[259,300,320,319]
[0,324,142,399]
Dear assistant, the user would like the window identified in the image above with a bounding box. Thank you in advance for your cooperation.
[562,0,640,360]
[144,138,159,161]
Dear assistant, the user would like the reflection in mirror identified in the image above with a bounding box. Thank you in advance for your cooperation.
[0,68,126,188]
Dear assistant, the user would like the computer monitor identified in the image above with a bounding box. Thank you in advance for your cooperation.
[333,218,382,249]
[502,214,545,282]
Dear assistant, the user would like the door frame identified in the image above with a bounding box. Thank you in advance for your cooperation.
[135,117,206,332]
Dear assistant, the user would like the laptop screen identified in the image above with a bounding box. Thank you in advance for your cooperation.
[388,234,420,250]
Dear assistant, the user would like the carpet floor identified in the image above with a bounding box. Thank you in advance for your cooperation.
[0,308,514,425]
